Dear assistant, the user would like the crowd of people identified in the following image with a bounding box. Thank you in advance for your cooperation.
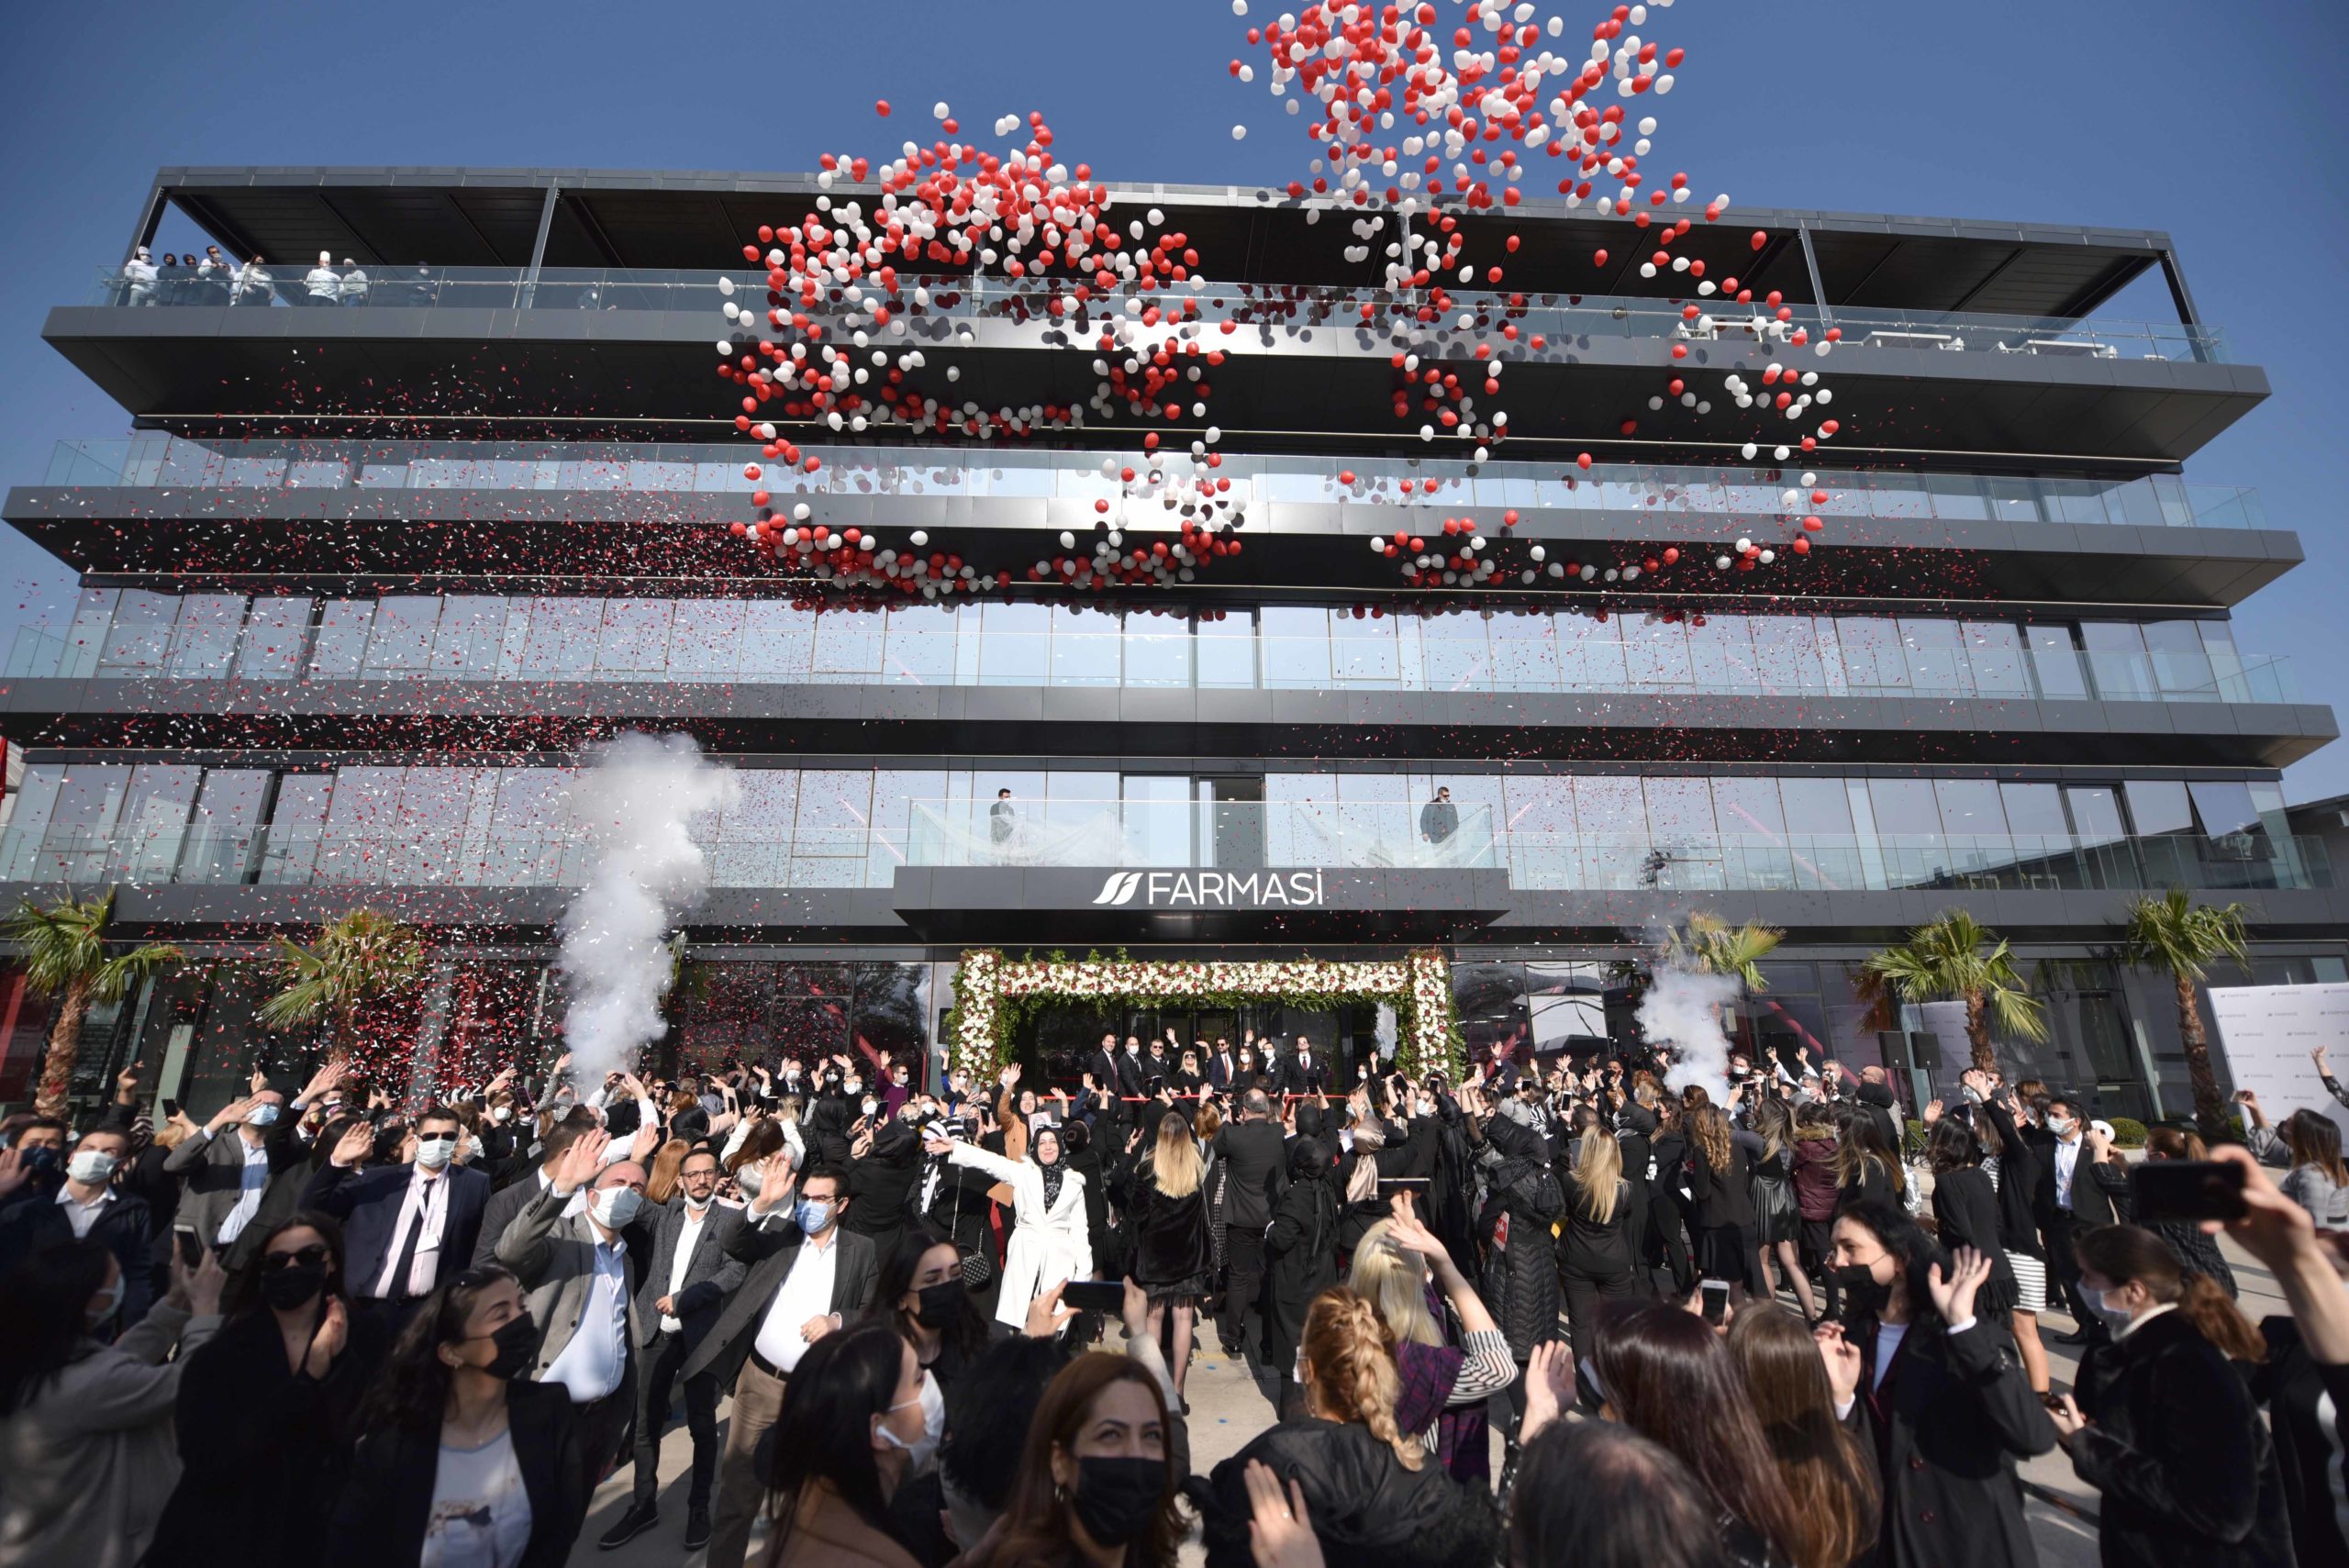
[113,247,374,307]
[0,1026,2342,1568]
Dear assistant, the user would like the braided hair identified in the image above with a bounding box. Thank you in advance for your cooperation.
[1300,1286,1423,1471]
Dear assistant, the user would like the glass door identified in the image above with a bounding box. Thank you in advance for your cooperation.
[1199,775,1264,869]
[1121,774,1195,865]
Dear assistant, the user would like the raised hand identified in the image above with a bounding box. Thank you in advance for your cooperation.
[1520,1340,1574,1444]
[549,1129,611,1196]
[1927,1245,1993,1325]
[1922,1098,1944,1126]
[0,1147,27,1202]
[553,1051,573,1077]
[186,1248,228,1316]
[329,1121,374,1168]
[304,1296,349,1378]
[748,1151,796,1215]
[1243,1461,1324,1568]
[1813,1321,1863,1405]
[206,1095,257,1134]
[629,1121,662,1163]
[1023,1280,1078,1340]
[298,1059,346,1105]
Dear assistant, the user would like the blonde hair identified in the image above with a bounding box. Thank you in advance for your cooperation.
[1151,1113,1201,1199]
[1690,1105,1733,1175]
[1346,1219,1442,1347]
[1574,1128,1623,1226]
[1302,1287,1422,1471]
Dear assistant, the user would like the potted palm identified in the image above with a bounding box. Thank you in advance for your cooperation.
[1863,909,2047,1074]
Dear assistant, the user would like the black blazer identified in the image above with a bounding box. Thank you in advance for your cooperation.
[1555,1173,1636,1278]
[1927,1165,2019,1303]
[2033,1136,2128,1229]
[684,1210,878,1389]
[1846,1312,2056,1568]
[303,1161,492,1300]
[1212,1119,1289,1230]
[150,1301,388,1568]
[1208,1051,1239,1091]
[1272,1052,1326,1099]
[472,1171,548,1270]
[1975,1099,2044,1258]
[327,1378,584,1568]
[2072,1309,2294,1568]
[629,1196,747,1355]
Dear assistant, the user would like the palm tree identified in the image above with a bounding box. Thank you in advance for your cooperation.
[256,906,425,1064]
[3,891,183,1116]
[1668,912,1784,990]
[2120,888,2250,1137]
[1864,909,2048,1074]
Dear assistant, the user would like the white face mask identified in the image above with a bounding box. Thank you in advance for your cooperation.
[2049,1116,2076,1137]
[590,1187,643,1230]
[492,1106,512,1124]
[68,1150,119,1185]
[875,1377,941,1472]
[415,1135,458,1170]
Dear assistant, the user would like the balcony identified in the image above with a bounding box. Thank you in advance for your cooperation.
[0,814,2325,899]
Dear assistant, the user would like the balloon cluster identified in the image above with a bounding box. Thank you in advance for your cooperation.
[718,1,1854,595]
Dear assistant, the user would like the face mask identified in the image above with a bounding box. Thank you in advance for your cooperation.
[21,1147,59,1177]
[261,1259,329,1312]
[862,1099,878,1118]
[590,1187,643,1230]
[1832,1262,1893,1318]
[1071,1455,1166,1549]
[2048,1116,2076,1136]
[875,1386,934,1463]
[2095,1286,2139,1327]
[844,1080,863,1097]
[482,1313,537,1380]
[87,1272,126,1330]
[795,1197,837,1235]
[67,1150,119,1185]
[492,1106,512,1124]
[415,1136,458,1171]
[737,1164,765,1196]
[247,1104,282,1128]
[913,1279,967,1329]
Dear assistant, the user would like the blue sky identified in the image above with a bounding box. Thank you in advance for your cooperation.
[1,0,2343,796]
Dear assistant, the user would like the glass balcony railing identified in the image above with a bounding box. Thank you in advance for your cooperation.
[0,810,2326,896]
[37,433,2266,533]
[83,263,2228,363]
[2,602,2298,707]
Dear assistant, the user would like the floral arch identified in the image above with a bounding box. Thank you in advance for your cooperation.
[944,948,1463,1081]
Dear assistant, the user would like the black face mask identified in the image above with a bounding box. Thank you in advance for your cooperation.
[483,1313,538,1381]
[1071,1455,1166,1549]
[1832,1263,1893,1318]
[260,1261,329,1312]
[913,1279,966,1329]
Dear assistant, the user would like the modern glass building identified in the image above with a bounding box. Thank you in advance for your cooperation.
[2,165,2341,1119]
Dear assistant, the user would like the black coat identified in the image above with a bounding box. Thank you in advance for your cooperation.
[1556,1172,1637,1279]
[844,1118,921,1259]
[0,1184,159,1329]
[327,1378,584,1568]
[1197,1418,1499,1568]
[1264,1176,1339,1374]
[2071,1310,2293,1568]
[1122,1165,1214,1288]
[2252,1315,2349,1568]
[1213,1119,1289,1230]
[1687,1139,1755,1231]
[1846,1312,2057,1568]
[1928,1166,2019,1307]
[148,1301,388,1568]
[1976,1098,2044,1258]
[1475,1120,1564,1359]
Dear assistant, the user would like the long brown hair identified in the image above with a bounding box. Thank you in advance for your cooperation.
[2074,1224,2265,1363]
[2283,1111,2349,1187]
[1729,1304,1880,1568]
[990,1352,1183,1568]
[643,1138,691,1206]
[1593,1300,1807,1564]
[1302,1286,1421,1470]
[1689,1105,1733,1175]
[2144,1126,2208,1162]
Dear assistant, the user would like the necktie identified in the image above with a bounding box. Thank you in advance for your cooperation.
[385,1200,425,1301]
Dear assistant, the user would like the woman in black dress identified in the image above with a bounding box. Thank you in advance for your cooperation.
[1923,1118,2020,1322]
[1687,1104,1765,1305]
[1748,1098,1817,1319]
[1118,1112,1215,1403]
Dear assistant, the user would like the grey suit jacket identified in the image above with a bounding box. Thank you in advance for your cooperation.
[629,1197,747,1353]
[160,1118,307,1258]
[471,1173,545,1271]
[494,1183,640,1385]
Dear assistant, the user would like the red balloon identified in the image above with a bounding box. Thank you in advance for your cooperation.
[1750,230,1768,250]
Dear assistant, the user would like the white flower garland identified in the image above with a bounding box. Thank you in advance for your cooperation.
[947,949,1460,1080]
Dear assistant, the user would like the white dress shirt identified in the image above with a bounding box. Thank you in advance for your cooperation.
[660,1203,712,1334]
[541,1229,630,1404]
[54,1184,117,1240]
[370,1166,451,1300]
[217,1132,273,1245]
[751,1222,841,1374]
[2054,1135,2082,1211]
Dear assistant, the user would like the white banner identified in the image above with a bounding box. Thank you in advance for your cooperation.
[2209,983,2349,1135]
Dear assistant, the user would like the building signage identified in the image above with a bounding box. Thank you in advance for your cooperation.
[2210,983,2349,1136]
[1090,869,1327,908]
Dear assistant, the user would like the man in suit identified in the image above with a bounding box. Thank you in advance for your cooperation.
[1114,1034,1151,1111]
[1085,1033,1127,1126]
[2034,1095,2127,1345]
[471,1110,655,1269]
[495,1129,651,1499]
[0,1119,156,1332]
[1208,1039,1240,1093]
[1212,1089,1290,1363]
[685,1156,877,1568]
[303,1104,491,1334]
[1851,1064,1904,1152]
[1272,1036,1327,1101]
[161,1062,341,1267]
[596,1147,745,1552]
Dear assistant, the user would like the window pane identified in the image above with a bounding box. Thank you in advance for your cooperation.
[2123,780,2193,837]
[237,598,312,681]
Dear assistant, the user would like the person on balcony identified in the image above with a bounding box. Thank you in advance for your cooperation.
[1419,785,1460,848]
[120,248,157,306]
[338,259,369,306]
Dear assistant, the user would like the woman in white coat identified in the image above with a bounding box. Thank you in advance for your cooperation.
[924,1121,1092,1329]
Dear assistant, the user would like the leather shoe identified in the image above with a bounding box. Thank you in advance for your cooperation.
[685,1506,711,1551]
[597,1501,658,1551]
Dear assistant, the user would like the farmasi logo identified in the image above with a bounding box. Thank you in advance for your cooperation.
[1091,870,1326,908]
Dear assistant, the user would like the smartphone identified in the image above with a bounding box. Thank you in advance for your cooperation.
[1376,1177,1431,1200]
[1701,1280,1731,1326]
[174,1231,205,1267]
[160,1098,181,1120]
[2129,1160,2247,1224]
[1060,1279,1127,1313]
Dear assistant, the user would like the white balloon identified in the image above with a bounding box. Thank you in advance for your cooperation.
[1059,531,1076,549]
[1232,124,1248,140]
[909,529,930,547]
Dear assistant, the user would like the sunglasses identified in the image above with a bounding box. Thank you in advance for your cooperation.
[261,1243,330,1273]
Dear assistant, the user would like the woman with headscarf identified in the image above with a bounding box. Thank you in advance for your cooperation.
[926,1118,1093,1331]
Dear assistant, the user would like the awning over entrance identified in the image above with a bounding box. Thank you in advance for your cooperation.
[890,865,1512,942]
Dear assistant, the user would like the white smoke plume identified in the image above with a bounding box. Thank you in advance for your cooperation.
[556,733,740,1084]
[1636,920,1742,1103]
